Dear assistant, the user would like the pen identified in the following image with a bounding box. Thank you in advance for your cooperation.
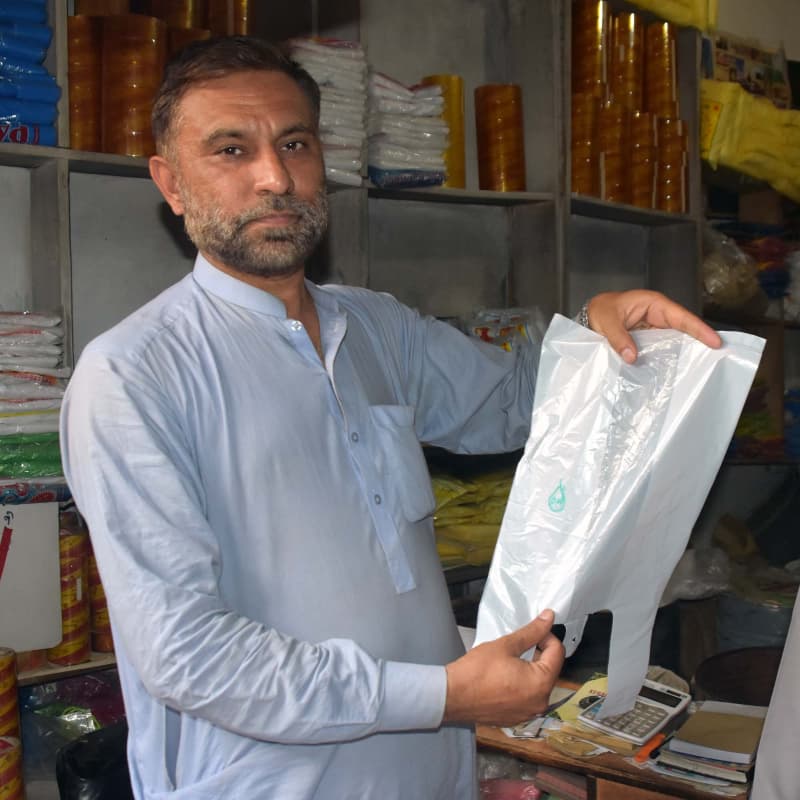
[634,732,666,763]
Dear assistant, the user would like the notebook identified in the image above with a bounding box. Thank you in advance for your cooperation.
[667,701,767,765]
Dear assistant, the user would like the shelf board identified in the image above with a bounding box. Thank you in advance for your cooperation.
[17,651,116,687]
[65,149,151,178]
[570,194,696,226]
[0,142,151,178]
[368,185,554,205]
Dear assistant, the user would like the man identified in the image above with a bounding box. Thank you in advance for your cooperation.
[750,597,800,800]
[60,36,722,799]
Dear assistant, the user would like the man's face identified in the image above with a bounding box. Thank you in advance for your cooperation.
[164,70,328,279]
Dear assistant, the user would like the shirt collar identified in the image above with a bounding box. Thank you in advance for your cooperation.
[192,253,341,319]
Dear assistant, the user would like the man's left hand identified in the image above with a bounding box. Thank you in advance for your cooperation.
[587,290,722,364]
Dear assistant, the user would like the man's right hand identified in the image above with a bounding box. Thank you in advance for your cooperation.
[442,609,565,727]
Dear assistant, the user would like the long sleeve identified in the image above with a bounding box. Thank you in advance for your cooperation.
[61,347,446,745]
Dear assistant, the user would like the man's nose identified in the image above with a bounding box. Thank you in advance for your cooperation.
[253,148,293,194]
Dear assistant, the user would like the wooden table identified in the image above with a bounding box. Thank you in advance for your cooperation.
[477,724,749,800]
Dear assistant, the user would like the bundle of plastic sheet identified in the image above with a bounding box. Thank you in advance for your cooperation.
[0,311,68,479]
[0,0,61,146]
[289,38,367,187]
[367,72,447,188]
[432,469,513,567]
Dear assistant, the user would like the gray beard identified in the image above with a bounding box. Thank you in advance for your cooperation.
[181,189,329,279]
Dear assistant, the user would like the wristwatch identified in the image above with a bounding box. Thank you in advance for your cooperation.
[576,302,591,330]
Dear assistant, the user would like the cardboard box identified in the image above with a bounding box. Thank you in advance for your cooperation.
[738,188,785,226]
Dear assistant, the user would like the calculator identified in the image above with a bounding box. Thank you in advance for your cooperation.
[576,679,691,745]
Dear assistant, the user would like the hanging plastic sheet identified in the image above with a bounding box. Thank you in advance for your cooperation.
[475,315,762,716]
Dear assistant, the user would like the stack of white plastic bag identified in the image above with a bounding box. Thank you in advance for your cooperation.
[367,72,447,188]
[289,38,367,187]
[0,311,68,486]
[475,315,763,718]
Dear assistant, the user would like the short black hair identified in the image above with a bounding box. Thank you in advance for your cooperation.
[151,36,321,155]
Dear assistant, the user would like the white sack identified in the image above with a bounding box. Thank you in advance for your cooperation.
[474,315,763,716]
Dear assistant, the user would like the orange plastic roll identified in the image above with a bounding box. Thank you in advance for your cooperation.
[474,84,526,192]
[101,14,167,157]
[609,12,644,111]
[571,141,599,196]
[168,25,211,56]
[14,649,47,673]
[67,15,103,151]
[0,650,18,739]
[0,737,23,800]
[629,149,656,209]
[597,101,629,156]
[571,0,609,98]
[206,0,251,35]
[600,150,628,204]
[644,21,678,117]
[149,0,204,29]
[420,74,465,189]
[47,527,91,667]
[74,0,128,14]
[571,91,598,146]
[656,155,686,213]
[88,551,114,653]
[630,110,657,149]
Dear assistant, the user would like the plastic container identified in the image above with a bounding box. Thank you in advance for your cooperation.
[474,83,526,192]
[0,648,18,738]
[101,14,166,157]
[67,15,102,151]
[420,74,465,188]
[47,519,91,667]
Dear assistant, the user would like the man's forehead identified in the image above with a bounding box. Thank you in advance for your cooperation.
[182,70,309,107]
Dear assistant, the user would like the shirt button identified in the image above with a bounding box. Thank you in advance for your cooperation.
[350,432,359,443]
[374,494,382,505]
[290,320,303,331]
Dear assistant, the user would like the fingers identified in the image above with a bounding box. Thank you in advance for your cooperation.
[442,610,563,725]
[533,631,566,676]
[501,609,557,657]
[660,304,722,350]
[588,290,723,363]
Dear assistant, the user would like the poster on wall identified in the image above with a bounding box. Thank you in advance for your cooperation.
[0,503,61,652]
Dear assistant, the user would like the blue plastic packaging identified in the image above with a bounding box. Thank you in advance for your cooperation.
[0,75,59,102]
[0,55,47,77]
[0,22,51,47]
[0,2,46,25]
[0,98,56,123]
[0,31,46,63]
[0,121,55,144]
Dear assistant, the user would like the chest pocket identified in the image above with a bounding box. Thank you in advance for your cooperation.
[368,404,436,523]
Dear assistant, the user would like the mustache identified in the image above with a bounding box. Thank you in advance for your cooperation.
[236,195,319,226]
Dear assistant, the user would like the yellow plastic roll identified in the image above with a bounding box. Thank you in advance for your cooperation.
[420,74,466,188]
[625,0,717,31]
[701,79,800,203]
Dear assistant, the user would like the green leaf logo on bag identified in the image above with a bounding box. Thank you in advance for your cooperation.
[548,480,566,512]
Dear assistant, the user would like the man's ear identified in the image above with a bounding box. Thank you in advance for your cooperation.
[149,154,185,216]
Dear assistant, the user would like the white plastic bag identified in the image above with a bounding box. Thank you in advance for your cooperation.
[475,315,763,716]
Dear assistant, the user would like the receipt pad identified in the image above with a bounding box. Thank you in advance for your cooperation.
[475,315,763,717]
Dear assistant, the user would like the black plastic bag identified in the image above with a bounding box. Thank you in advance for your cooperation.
[55,719,134,800]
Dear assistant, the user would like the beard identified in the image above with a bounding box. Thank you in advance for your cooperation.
[179,186,329,279]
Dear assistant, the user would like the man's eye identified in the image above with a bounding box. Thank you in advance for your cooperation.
[283,140,306,152]
[219,145,242,156]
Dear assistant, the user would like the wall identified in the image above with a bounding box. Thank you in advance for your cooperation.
[717,0,800,61]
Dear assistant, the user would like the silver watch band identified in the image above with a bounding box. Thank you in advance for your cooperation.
[576,302,590,329]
